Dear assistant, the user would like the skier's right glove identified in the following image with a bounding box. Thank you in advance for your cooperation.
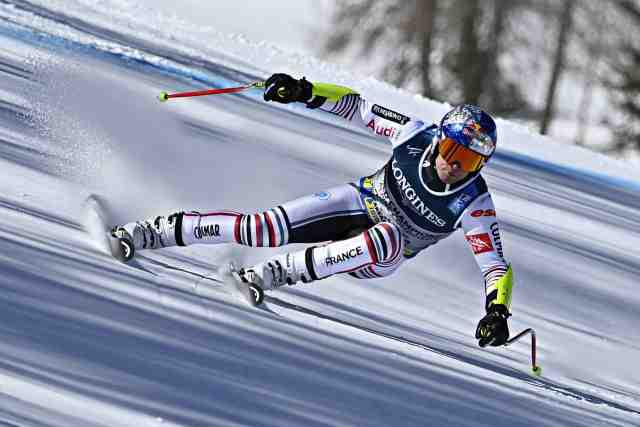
[475,304,510,347]
[263,73,313,104]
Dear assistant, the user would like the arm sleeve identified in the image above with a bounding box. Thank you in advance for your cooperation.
[459,193,514,313]
[305,82,427,148]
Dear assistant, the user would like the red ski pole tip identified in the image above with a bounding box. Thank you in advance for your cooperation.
[158,91,169,102]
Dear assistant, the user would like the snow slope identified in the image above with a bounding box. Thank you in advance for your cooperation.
[0,1,639,426]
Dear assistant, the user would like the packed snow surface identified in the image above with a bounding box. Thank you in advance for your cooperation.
[0,1,638,426]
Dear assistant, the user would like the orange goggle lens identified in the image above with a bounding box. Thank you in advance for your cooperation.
[439,138,486,172]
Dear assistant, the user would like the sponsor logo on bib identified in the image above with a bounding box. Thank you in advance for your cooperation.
[391,160,446,227]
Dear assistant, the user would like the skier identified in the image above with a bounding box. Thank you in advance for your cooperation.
[111,73,513,347]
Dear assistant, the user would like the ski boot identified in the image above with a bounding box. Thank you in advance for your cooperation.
[230,265,266,306]
[232,252,312,305]
[108,214,180,262]
[109,226,136,262]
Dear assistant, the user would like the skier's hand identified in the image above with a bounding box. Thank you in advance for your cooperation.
[263,73,312,104]
[475,304,510,347]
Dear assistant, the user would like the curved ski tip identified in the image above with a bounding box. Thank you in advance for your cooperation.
[249,284,265,306]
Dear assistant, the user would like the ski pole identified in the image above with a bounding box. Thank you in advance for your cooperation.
[504,328,541,376]
[158,81,266,102]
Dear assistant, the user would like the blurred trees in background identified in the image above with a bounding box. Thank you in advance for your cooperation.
[322,0,640,155]
[606,0,640,153]
[323,0,528,114]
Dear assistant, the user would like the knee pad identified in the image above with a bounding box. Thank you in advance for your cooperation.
[236,209,290,247]
[366,222,403,267]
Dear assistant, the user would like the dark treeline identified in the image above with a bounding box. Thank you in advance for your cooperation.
[607,0,640,153]
[321,0,640,155]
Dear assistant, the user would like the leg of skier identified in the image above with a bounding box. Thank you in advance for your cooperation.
[240,221,405,290]
[111,183,373,257]
[111,182,405,287]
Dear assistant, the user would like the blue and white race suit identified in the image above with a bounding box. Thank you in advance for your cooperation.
[172,91,510,303]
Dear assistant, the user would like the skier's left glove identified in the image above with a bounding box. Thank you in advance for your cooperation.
[475,304,510,347]
[263,73,313,104]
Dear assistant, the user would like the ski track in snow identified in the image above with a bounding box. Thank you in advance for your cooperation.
[0,1,639,426]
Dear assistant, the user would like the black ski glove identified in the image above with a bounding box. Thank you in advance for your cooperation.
[475,304,510,347]
[263,73,313,104]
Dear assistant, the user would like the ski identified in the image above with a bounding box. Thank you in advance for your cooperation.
[83,196,263,307]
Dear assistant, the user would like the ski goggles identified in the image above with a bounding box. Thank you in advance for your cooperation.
[438,137,488,172]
